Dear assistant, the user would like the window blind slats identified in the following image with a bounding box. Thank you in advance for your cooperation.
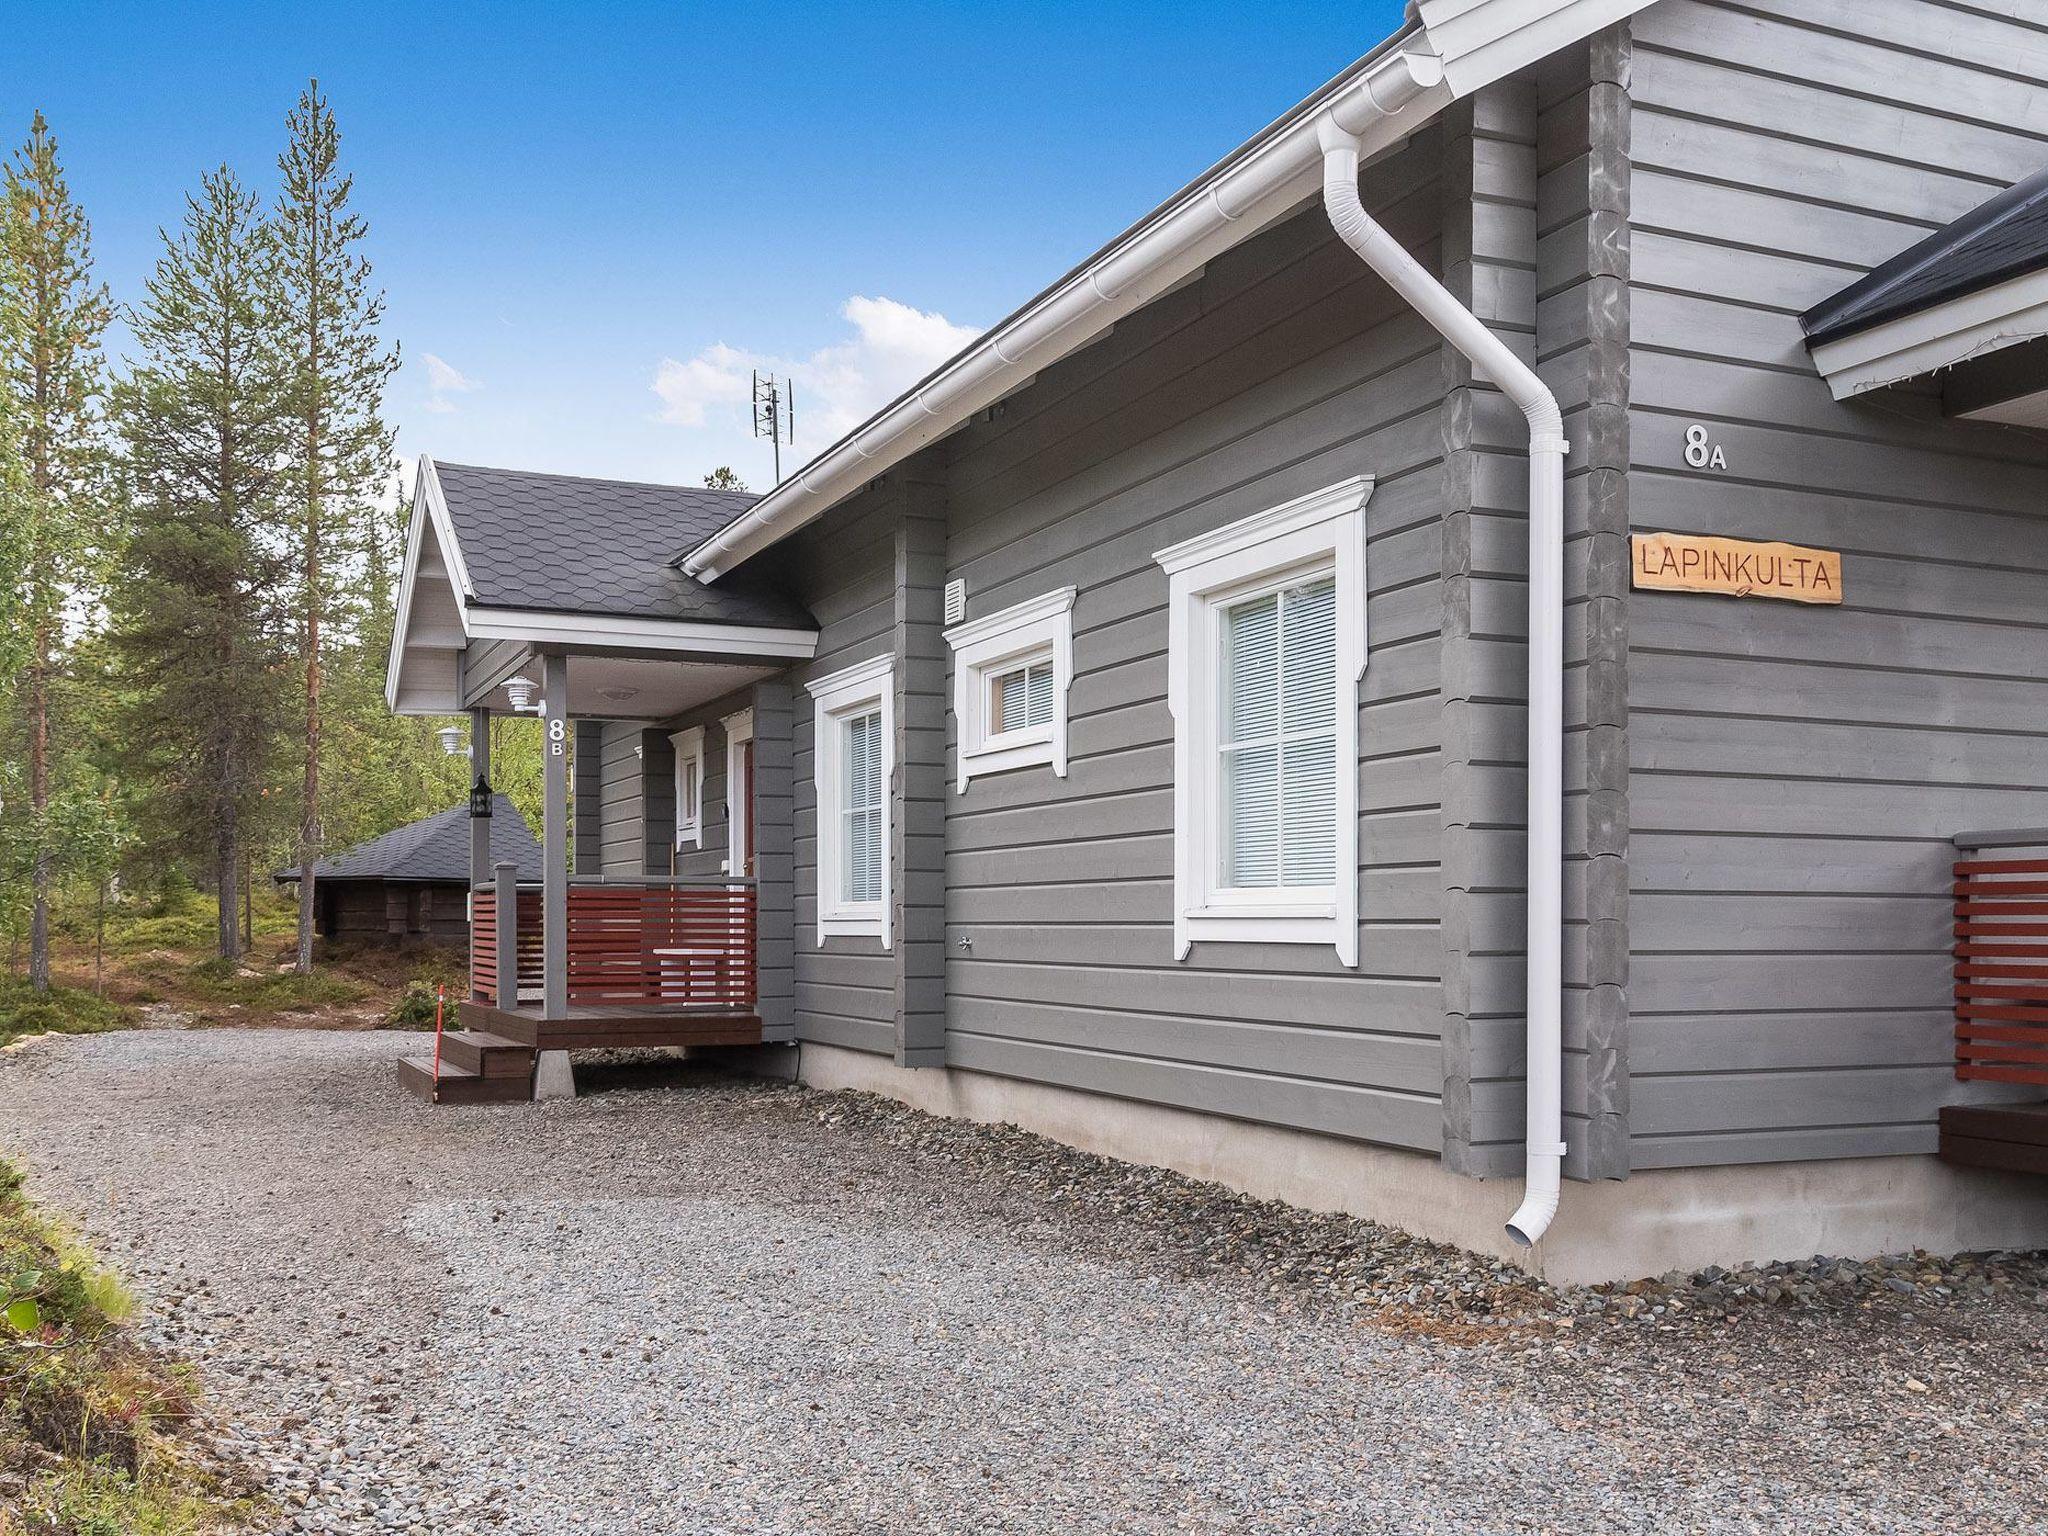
[993,657,1056,734]
[1219,574,1338,891]
[842,709,885,905]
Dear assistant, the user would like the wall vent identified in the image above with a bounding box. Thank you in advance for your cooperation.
[943,578,966,626]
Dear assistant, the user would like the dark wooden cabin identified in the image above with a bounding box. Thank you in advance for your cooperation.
[275,795,540,947]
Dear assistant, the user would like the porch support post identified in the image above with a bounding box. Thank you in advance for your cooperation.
[541,653,570,1019]
[469,706,492,890]
[534,652,575,1100]
[494,861,518,1004]
[890,475,948,1068]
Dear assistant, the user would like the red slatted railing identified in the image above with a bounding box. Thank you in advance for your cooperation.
[1953,832,2048,1085]
[565,881,755,1009]
[468,883,544,1006]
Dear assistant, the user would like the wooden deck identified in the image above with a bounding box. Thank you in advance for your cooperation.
[1938,1102,2048,1176]
[456,1000,763,1053]
[398,1002,763,1105]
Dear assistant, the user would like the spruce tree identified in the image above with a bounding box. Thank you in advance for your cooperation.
[112,165,291,961]
[269,80,397,973]
[0,111,111,992]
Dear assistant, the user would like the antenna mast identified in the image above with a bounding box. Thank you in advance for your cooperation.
[752,370,795,485]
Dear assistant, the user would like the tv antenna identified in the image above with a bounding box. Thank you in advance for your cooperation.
[752,371,795,484]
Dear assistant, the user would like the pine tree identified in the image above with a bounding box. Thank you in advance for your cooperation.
[111,165,291,961]
[703,466,747,492]
[0,111,111,992]
[269,81,397,974]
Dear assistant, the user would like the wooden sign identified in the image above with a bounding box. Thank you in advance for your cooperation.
[1631,532,1842,605]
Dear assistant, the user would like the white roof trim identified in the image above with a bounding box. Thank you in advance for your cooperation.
[464,607,819,659]
[1416,0,1661,97]
[385,456,470,712]
[681,0,1659,584]
[1809,266,2048,401]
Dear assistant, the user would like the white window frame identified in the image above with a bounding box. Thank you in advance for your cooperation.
[942,586,1076,792]
[1154,476,1371,967]
[669,725,705,851]
[721,706,755,877]
[806,653,893,948]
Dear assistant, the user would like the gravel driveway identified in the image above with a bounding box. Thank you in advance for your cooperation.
[1,1028,2043,1535]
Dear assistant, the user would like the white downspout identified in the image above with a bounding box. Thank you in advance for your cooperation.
[1317,120,1568,1248]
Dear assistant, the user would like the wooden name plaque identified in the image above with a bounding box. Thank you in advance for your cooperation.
[1631,532,1842,605]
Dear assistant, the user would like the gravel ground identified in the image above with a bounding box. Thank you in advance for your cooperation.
[1,1027,2044,1535]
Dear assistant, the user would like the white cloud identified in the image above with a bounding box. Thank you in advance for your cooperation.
[421,351,481,415]
[652,296,980,460]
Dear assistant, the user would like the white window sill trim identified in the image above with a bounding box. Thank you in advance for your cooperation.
[1178,911,1346,955]
[958,735,1056,781]
[818,908,889,946]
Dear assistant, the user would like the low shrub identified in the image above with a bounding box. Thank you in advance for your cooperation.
[0,978,133,1049]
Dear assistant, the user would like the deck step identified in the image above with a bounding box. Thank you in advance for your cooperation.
[437,1030,536,1078]
[460,999,762,1052]
[397,1055,533,1106]
[1938,1102,2048,1175]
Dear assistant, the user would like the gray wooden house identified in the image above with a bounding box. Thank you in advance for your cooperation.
[386,0,2048,1282]
[276,796,540,947]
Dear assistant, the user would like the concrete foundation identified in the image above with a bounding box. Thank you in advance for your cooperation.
[750,1041,2048,1285]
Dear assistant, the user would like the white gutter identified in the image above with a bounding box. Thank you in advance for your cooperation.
[1317,122,1567,1247]
[682,38,1453,581]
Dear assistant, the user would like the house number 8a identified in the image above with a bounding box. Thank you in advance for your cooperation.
[1684,423,1728,471]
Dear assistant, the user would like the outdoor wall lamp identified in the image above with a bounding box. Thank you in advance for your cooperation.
[436,725,471,758]
[502,675,545,715]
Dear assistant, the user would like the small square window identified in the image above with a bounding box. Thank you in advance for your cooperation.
[945,588,1076,791]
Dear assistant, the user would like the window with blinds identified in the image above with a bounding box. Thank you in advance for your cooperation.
[1218,574,1338,890]
[840,708,886,905]
[989,656,1055,735]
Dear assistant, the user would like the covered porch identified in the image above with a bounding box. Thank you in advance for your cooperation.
[384,457,816,1102]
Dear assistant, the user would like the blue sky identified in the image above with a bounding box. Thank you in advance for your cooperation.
[6,1,1408,495]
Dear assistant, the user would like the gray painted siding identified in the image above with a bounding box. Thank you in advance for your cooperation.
[767,491,901,1055]
[594,722,672,877]
[574,721,603,876]
[936,129,1453,1153]
[1621,0,2048,1168]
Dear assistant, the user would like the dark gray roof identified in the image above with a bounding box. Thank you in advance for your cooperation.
[1803,167,2048,346]
[275,795,540,885]
[434,461,814,630]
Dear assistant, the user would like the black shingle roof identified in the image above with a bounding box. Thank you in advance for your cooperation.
[275,795,541,885]
[434,461,814,630]
[1803,167,2048,346]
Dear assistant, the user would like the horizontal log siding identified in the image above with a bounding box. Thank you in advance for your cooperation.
[770,489,902,1055]
[1623,0,2048,1168]
[936,130,1452,1152]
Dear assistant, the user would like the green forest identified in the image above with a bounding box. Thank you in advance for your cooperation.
[0,85,541,1006]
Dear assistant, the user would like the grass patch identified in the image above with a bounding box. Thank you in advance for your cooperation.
[0,981,133,1051]
[0,1159,260,1533]
[147,959,367,1027]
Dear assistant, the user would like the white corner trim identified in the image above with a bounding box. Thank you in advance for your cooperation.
[1156,478,1372,969]
[943,586,1077,793]
[721,707,756,876]
[806,655,893,949]
[1809,266,2048,401]
[669,725,705,849]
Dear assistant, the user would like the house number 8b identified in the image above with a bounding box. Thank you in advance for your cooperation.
[1684,423,1728,471]
[549,717,566,756]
